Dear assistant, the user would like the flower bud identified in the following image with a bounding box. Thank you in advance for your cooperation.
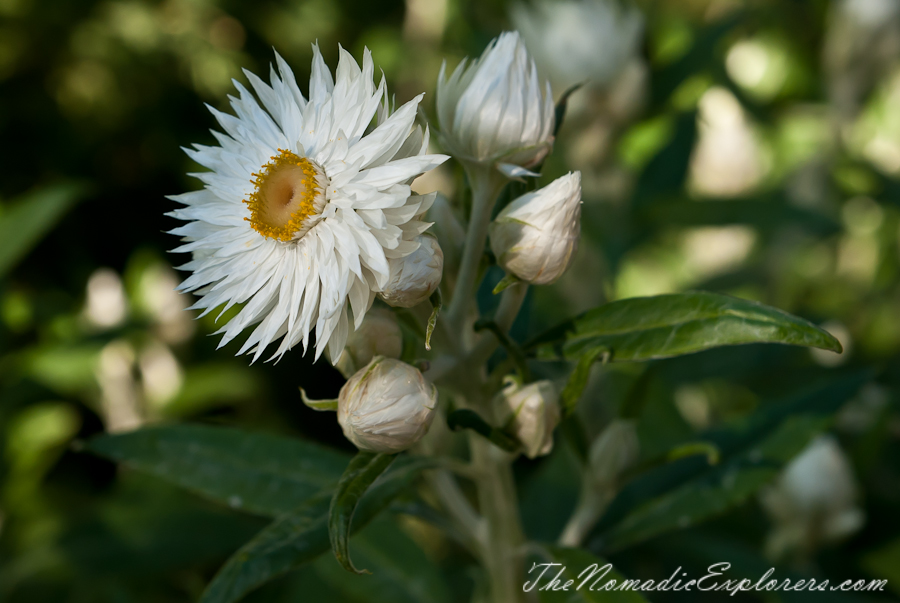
[334,309,403,378]
[379,234,443,308]
[512,0,644,91]
[493,379,560,458]
[437,31,555,177]
[760,435,864,559]
[338,357,437,453]
[490,172,582,285]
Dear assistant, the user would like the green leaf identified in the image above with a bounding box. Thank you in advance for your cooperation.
[329,452,397,574]
[200,455,434,603]
[85,424,350,517]
[601,415,827,552]
[0,183,87,278]
[642,196,840,236]
[300,388,338,411]
[473,319,532,382]
[535,546,649,602]
[492,273,521,294]
[314,519,452,603]
[560,347,608,416]
[534,292,841,362]
[446,408,520,452]
[554,82,584,137]
[666,441,720,465]
[589,372,869,552]
[425,289,442,351]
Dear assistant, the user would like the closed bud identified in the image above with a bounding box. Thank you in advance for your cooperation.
[338,357,437,453]
[760,435,864,559]
[334,309,403,378]
[512,0,644,91]
[494,379,560,459]
[379,234,443,308]
[490,172,582,284]
[437,31,555,178]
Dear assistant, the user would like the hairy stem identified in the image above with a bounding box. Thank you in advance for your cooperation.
[426,469,484,554]
[471,434,526,603]
[445,166,506,334]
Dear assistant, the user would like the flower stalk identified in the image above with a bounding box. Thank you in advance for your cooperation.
[445,165,508,332]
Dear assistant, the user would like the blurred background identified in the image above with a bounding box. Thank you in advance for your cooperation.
[3,0,900,600]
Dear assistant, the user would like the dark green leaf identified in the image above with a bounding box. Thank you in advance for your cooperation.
[85,424,350,517]
[426,289,442,351]
[201,455,434,603]
[0,183,87,278]
[601,415,827,552]
[473,319,531,382]
[554,82,584,137]
[446,408,520,452]
[589,372,869,552]
[535,546,649,602]
[642,197,840,236]
[315,519,452,603]
[329,452,397,574]
[535,292,841,362]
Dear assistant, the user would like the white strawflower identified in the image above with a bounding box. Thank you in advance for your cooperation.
[379,234,443,308]
[436,31,555,178]
[760,435,864,559]
[334,308,403,378]
[338,356,437,453]
[168,46,447,363]
[490,171,581,284]
[512,0,644,91]
[493,378,560,459]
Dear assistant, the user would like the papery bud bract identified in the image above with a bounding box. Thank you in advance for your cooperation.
[512,0,644,91]
[493,379,560,459]
[760,435,864,558]
[379,234,443,308]
[437,31,555,177]
[490,172,582,285]
[338,357,437,453]
[334,309,403,378]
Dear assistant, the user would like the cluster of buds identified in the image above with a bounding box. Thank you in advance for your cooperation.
[320,31,583,455]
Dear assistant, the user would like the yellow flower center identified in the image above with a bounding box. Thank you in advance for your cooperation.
[244,149,325,242]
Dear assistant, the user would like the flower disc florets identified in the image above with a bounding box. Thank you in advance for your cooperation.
[244,150,327,242]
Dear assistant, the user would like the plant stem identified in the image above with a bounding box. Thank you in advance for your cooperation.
[430,283,528,386]
[445,166,506,333]
[471,433,526,603]
[426,469,484,554]
[558,487,610,548]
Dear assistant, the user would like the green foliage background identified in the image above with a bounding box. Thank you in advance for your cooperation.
[2,0,900,601]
